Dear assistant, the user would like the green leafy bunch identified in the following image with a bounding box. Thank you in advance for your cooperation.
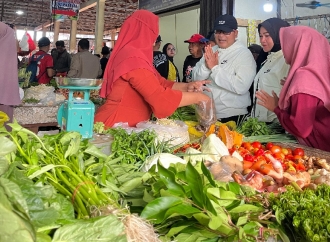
[270,184,330,242]
[140,162,287,241]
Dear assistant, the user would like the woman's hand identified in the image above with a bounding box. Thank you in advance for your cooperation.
[204,44,218,70]
[187,80,211,92]
[256,89,279,112]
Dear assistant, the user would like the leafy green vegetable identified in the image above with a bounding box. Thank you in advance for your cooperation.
[237,118,274,136]
[167,105,197,122]
[270,184,330,242]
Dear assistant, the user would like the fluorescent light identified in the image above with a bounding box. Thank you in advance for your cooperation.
[16,10,24,15]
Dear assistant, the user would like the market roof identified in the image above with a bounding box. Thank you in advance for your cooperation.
[1,0,139,34]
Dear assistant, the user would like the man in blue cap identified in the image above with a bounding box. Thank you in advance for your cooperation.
[192,14,256,123]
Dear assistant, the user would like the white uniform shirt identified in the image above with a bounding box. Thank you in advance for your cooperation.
[192,40,256,119]
[252,50,290,122]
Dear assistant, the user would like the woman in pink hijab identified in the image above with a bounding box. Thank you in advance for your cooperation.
[0,22,21,129]
[256,26,330,152]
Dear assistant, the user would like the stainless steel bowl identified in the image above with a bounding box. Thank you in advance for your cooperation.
[55,77,103,87]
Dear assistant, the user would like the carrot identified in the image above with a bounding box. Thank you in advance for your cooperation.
[250,159,266,171]
[258,163,274,175]
[243,160,254,170]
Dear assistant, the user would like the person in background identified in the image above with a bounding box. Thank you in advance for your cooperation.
[251,18,290,123]
[67,38,102,78]
[248,44,262,61]
[153,35,168,78]
[32,37,55,84]
[182,33,205,82]
[162,43,180,82]
[192,14,256,123]
[95,10,211,128]
[0,22,21,130]
[256,26,330,152]
[100,46,110,78]
[52,40,71,77]
[200,31,216,47]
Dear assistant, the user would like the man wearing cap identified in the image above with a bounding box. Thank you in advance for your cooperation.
[31,37,55,84]
[153,35,169,79]
[52,40,71,77]
[192,14,256,123]
[182,33,205,82]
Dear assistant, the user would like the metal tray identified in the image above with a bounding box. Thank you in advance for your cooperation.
[55,77,103,87]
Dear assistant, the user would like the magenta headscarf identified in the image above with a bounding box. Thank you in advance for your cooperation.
[278,26,330,111]
[0,22,20,106]
[99,10,159,98]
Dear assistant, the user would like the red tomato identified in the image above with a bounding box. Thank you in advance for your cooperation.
[287,148,293,155]
[270,145,282,154]
[251,141,262,149]
[244,154,254,162]
[254,149,264,157]
[285,154,294,161]
[293,148,304,157]
[266,142,274,150]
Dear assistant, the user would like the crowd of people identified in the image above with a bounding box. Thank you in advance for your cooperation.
[1,9,330,152]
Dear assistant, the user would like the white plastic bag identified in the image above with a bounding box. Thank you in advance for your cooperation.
[195,91,217,128]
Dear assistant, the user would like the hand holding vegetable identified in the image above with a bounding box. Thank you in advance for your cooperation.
[256,89,279,112]
[186,80,211,92]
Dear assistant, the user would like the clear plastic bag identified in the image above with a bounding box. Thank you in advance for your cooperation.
[195,91,217,128]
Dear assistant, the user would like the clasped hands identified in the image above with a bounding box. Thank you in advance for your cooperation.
[204,44,218,70]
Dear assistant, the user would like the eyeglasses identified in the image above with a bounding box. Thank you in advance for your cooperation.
[214,30,233,35]
[167,48,176,51]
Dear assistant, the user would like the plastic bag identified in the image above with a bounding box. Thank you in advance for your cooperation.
[23,85,57,106]
[195,91,217,128]
[136,119,190,147]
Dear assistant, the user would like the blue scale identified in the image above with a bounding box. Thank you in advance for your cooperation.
[57,86,100,139]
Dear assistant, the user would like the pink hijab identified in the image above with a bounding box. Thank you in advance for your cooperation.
[99,10,159,98]
[278,26,330,111]
[0,22,20,105]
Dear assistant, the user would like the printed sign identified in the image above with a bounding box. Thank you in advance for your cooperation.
[52,0,80,21]
[139,0,198,13]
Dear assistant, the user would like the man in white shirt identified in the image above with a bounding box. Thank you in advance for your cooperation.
[192,14,256,123]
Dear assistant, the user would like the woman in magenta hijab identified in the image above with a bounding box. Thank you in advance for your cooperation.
[0,22,21,129]
[256,26,330,152]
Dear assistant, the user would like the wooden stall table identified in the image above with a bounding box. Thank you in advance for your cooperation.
[13,105,60,134]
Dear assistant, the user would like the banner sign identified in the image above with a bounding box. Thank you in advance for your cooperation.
[52,0,81,21]
[139,0,198,13]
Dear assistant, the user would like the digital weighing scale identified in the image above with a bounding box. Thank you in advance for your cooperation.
[57,85,100,139]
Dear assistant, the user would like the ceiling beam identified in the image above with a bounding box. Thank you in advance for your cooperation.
[34,0,97,31]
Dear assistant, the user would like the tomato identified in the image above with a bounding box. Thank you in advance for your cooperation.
[251,141,262,149]
[270,145,282,154]
[266,142,274,150]
[244,154,254,162]
[285,154,294,161]
[287,148,293,155]
[254,149,264,157]
[232,144,240,150]
[293,148,304,157]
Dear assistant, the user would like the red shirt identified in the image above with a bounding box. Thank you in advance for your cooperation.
[274,93,330,152]
[32,50,53,84]
[95,69,182,127]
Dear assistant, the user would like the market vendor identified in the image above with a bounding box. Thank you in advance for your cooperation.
[0,22,21,130]
[95,10,210,128]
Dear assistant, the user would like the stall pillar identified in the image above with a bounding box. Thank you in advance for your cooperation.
[70,20,78,53]
[42,25,47,37]
[94,0,106,55]
[111,30,116,48]
[53,20,61,43]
